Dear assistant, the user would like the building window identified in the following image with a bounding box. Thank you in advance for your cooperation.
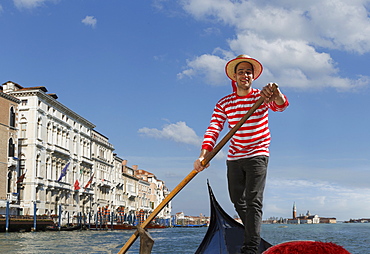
[37,118,42,140]
[46,157,50,179]
[73,136,77,154]
[8,138,15,157]
[47,122,52,143]
[7,170,12,193]
[9,107,15,127]
[36,154,41,177]
[56,128,61,146]
[19,156,25,175]
[20,122,27,138]
[21,100,28,106]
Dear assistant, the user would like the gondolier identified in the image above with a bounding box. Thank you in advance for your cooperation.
[194,54,289,254]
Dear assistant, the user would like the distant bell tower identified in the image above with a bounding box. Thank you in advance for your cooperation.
[293,202,297,219]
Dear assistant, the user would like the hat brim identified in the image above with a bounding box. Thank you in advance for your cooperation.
[225,56,263,81]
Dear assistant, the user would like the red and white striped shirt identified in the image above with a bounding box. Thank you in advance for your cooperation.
[202,88,289,160]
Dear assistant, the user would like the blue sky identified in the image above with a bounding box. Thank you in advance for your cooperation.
[1,0,370,221]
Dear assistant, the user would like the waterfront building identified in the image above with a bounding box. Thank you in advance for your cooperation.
[122,161,139,219]
[0,81,171,226]
[0,88,20,215]
[345,218,370,223]
[2,81,95,221]
[91,129,115,217]
[173,212,209,226]
[320,217,337,223]
[287,202,336,224]
[134,168,171,222]
[112,154,127,216]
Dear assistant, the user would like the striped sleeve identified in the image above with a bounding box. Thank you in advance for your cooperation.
[201,102,227,152]
[267,94,289,112]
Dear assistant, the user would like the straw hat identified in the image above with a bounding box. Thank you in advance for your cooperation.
[225,54,263,81]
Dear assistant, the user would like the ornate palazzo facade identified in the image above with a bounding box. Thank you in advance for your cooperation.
[0,81,171,225]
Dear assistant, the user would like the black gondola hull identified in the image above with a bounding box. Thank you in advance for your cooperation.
[195,182,272,254]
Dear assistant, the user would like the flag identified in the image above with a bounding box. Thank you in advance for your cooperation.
[16,170,27,184]
[84,173,94,189]
[74,179,80,190]
[57,162,70,182]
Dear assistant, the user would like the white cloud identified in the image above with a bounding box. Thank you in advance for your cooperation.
[13,0,56,9]
[82,15,97,28]
[178,0,370,90]
[138,121,202,146]
[177,53,228,86]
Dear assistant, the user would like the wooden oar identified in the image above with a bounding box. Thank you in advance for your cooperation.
[117,84,277,254]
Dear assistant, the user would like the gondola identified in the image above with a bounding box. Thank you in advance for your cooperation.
[195,182,272,254]
[45,224,82,231]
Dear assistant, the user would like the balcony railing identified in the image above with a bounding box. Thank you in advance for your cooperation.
[7,193,18,203]
[8,157,18,167]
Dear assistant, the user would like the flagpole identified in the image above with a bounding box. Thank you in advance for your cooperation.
[33,201,37,231]
[5,200,9,232]
[58,204,62,230]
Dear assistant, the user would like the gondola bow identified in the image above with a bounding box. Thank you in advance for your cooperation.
[195,182,272,254]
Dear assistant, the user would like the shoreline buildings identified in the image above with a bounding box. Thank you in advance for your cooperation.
[0,81,171,226]
[288,202,336,224]
[263,202,337,224]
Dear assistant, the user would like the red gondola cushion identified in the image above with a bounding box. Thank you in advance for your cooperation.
[263,241,351,254]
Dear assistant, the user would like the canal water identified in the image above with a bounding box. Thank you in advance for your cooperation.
[0,223,368,253]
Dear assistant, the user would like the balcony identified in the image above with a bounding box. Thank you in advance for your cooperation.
[8,157,18,167]
[52,144,70,157]
[127,191,137,198]
[7,193,18,203]
[97,179,111,187]
[34,176,46,185]
[115,200,126,207]
[46,180,71,190]
[81,156,93,166]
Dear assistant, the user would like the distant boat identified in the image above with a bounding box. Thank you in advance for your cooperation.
[145,222,168,229]
[195,182,272,254]
[0,215,54,232]
[89,221,167,230]
[45,224,82,231]
[89,223,134,230]
[173,224,207,228]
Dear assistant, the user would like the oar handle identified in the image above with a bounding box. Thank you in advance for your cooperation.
[118,83,277,253]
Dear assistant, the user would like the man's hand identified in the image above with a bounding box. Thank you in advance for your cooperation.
[194,150,210,172]
[260,83,285,105]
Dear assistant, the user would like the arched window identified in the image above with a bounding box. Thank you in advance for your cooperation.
[47,122,52,143]
[20,117,27,138]
[73,136,77,154]
[9,107,15,127]
[46,157,50,179]
[7,170,12,193]
[65,132,70,149]
[37,118,42,140]
[56,128,61,146]
[8,138,15,157]
[19,155,26,175]
[36,154,41,177]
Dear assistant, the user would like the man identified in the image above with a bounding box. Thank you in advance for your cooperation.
[194,54,289,254]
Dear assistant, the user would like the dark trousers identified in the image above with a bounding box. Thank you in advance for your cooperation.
[227,156,268,254]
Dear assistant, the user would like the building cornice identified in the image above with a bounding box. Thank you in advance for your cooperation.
[0,91,21,104]
[9,88,95,129]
